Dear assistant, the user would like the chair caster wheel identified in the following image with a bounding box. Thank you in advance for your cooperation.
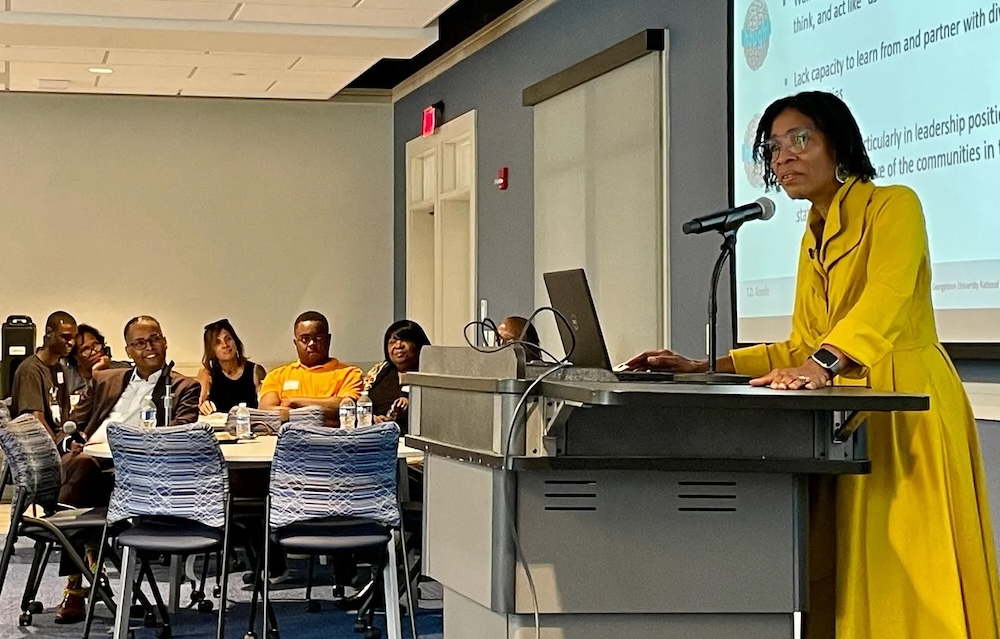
[242,572,256,585]
[267,630,280,639]
[26,601,43,614]
[157,623,173,639]
[365,629,382,639]
[191,590,205,603]
[212,584,222,598]
[145,611,158,627]
[18,612,31,626]
[128,631,136,639]
[243,633,257,639]
[354,620,368,633]
[198,600,214,613]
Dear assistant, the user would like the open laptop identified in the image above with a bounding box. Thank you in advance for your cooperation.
[542,269,674,382]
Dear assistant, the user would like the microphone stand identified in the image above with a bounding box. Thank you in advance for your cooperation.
[162,360,175,426]
[674,229,752,385]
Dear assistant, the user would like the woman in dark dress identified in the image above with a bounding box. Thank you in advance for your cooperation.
[197,319,266,414]
[365,319,430,434]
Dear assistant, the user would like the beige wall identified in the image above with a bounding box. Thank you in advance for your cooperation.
[0,92,394,372]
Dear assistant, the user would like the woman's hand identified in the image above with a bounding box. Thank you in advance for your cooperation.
[92,356,110,374]
[751,359,831,390]
[389,398,409,417]
[199,400,217,416]
[624,349,709,373]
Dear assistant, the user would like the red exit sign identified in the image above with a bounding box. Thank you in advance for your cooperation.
[421,102,443,137]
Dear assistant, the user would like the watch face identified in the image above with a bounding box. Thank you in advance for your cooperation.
[814,349,839,368]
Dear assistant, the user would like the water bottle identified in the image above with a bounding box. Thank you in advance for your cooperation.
[139,395,156,428]
[235,402,252,440]
[339,396,356,430]
[356,391,373,428]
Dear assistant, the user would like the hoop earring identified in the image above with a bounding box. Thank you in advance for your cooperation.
[835,164,850,184]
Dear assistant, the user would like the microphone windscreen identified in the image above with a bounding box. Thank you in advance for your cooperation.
[756,196,777,220]
[63,420,77,434]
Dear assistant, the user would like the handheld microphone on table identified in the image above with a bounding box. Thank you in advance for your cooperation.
[162,360,175,425]
[676,197,776,385]
[63,420,85,445]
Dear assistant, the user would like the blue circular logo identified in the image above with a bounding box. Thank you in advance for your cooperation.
[742,113,765,188]
[742,0,772,71]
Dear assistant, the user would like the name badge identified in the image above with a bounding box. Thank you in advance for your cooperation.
[283,380,300,391]
[56,371,65,385]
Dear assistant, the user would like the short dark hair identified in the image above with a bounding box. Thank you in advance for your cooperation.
[124,315,161,341]
[753,91,877,190]
[383,319,431,367]
[294,311,329,334]
[45,311,76,333]
[202,319,247,370]
[78,324,105,345]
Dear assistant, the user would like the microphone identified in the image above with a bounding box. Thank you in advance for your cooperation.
[162,360,175,426]
[682,197,776,235]
[63,420,85,444]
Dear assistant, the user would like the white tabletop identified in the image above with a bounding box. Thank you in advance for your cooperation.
[84,435,424,464]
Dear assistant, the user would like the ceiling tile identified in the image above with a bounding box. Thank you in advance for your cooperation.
[96,64,194,87]
[236,4,439,28]
[10,61,100,85]
[290,55,374,73]
[186,68,275,92]
[107,50,301,70]
[0,46,107,64]
[12,0,239,21]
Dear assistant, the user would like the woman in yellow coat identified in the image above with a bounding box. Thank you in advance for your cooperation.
[629,91,1000,638]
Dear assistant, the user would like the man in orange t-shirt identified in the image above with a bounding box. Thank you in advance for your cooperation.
[259,311,363,426]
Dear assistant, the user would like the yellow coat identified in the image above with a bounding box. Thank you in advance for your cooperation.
[731,177,1000,638]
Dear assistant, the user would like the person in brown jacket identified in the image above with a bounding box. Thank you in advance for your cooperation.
[54,315,200,624]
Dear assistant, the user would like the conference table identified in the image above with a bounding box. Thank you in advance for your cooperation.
[84,433,424,614]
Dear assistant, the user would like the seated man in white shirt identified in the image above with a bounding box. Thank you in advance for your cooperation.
[53,315,200,624]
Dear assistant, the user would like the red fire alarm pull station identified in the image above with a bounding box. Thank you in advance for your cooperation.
[495,167,509,190]
[421,102,443,137]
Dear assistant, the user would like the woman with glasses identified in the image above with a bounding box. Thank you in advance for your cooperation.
[197,319,266,415]
[64,324,130,398]
[364,319,430,434]
[627,91,999,637]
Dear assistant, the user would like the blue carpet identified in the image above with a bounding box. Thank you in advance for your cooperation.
[0,536,443,639]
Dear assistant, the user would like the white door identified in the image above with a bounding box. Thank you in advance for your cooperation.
[405,110,477,346]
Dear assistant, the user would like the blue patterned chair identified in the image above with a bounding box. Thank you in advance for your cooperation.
[0,415,114,626]
[252,421,415,639]
[86,422,232,639]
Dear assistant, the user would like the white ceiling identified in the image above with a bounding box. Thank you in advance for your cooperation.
[0,0,459,99]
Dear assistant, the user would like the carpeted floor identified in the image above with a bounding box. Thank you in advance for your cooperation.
[0,535,443,639]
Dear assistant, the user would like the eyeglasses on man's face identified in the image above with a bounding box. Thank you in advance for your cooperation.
[128,333,164,351]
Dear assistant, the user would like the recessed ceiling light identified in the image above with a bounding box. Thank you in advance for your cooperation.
[88,67,114,74]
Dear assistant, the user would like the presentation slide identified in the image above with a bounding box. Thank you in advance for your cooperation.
[732,0,1000,344]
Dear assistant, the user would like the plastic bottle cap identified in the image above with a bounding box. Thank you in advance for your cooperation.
[238,402,246,408]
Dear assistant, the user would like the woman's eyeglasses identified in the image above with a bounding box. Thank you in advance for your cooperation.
[759,126,814,159]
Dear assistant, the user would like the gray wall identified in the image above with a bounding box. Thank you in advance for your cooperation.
[393,0,731,357]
